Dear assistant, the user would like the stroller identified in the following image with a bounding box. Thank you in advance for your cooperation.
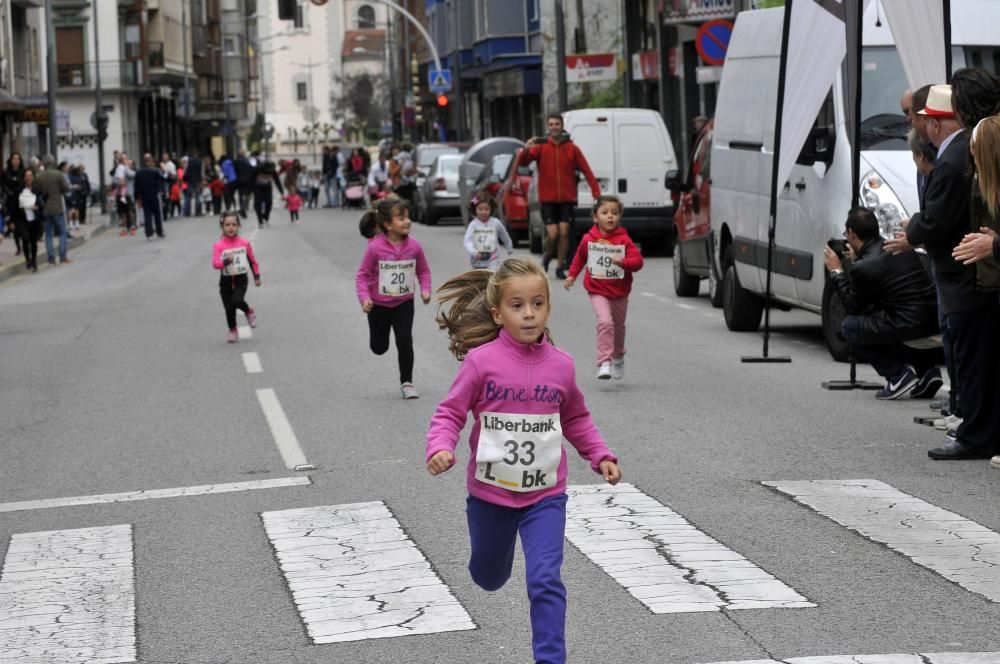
[344,175,367,209]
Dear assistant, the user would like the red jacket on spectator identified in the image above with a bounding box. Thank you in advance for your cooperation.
[518,135,600,203]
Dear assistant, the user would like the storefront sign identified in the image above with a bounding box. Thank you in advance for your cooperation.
[17,106,48,125]
[566,53,618,83]
[631,49,678,81]
[660,0,737,24]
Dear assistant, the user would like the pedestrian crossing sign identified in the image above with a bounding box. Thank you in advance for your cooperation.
[428,68,453,93]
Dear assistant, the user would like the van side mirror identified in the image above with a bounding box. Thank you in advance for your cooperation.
[664,169,682,193]
[489,174,502,184]
[797,126,836,167]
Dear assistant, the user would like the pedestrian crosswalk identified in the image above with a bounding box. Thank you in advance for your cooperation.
[3,480,1000,662]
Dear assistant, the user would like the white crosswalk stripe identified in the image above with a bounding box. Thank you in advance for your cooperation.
[566,483,814,612]
[261,501,476,643]
[763,479,1000,603]
[0,524,135,664]
[702,652,1000,663]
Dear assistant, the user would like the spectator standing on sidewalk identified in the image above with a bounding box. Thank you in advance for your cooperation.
[183,151,204,217]
[135,153,167,240]
[16,168,42,272]
[234,150,253,218]
[75,165,92,226]
[519,113,601,279]
[2,152,25,257]
[34,154,70,265]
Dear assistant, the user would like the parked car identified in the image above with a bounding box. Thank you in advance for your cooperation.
[474,153,514,199]
[527,108,678,256]
[458,137,524,224]
[415,154,462,225]
[497,148,533,247]
[669,119,719,303]
[413,142,467,189]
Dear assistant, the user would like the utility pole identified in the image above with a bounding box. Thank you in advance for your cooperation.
[453,0,463,141]
[182,0,192,150]
[93,0,107,213]
[44,0,58,158]
[555,0,568,111]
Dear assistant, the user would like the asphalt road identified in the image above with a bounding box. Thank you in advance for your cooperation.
[1,206,998,664]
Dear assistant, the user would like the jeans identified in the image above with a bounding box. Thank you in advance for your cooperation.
[43,212,67,262]
[466,494,568,664]
[324,175,338,207]
[182,186,202,216]
[841,314,940,381]
[588,294,628,365]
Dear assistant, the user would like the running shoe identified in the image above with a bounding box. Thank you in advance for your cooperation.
[400,382,419,399]
[991,455,1000,470]
[874,366,918,400]
[246,308,257,328]
[910,367,943,398]
[611,357,625,380]
[226,328,238,343]
[555,268,567,280]
[597,362,612,380]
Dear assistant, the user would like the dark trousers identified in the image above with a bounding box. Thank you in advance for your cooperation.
[367,299,414,384]
[947,307,1000,454]
[141,197,163,238]
[212,195,223,215]
[289,210,299,223]
[254,185,273,224]
[940,305,960,415]
[18,219,40,268]
[238,186,251,217]
[466,494,568,664]
[841,315,941,380]
[224,182,237,211]
[219,274,251,330]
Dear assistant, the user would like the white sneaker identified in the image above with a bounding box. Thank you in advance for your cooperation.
[597,362,612,380]
[611,357,625,380]
[934,414,962,431]
[991,455,1000,470]
[400,382,419,399]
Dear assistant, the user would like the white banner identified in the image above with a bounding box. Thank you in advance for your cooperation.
[879,0,947,89]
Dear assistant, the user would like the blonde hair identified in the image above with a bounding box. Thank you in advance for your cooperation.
[436,257,551,360]
[971,114,1000,218]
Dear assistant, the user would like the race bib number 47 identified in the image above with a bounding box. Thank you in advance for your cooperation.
[378,259,416,297]
[475,412,563,492]
[472,228,498,254]
[587,242,625,279]
[222,247,249,276]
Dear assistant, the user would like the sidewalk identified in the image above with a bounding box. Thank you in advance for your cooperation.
[0,211,114,285]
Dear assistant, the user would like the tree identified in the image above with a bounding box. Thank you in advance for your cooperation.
[333,71,389,142]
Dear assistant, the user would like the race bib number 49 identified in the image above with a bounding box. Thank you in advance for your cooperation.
[222,247,249,276]
[475,412,563,492]
[472,228,497,254]
[587,242,625,279]
[378,259,416,297]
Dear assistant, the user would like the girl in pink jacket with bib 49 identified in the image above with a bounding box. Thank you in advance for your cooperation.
[426,257,621,664]
[211,211,260,343]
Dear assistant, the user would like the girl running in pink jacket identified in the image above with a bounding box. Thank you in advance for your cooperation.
[356,198,432,398]
[426,256,621,664]
[211,211,260,343]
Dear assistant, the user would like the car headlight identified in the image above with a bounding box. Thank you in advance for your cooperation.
[860,169,909,238]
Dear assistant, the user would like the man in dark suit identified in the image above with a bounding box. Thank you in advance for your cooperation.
[134,153,167,239]
[888,85,999,460]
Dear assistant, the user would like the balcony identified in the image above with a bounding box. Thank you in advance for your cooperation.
[148,42,164,68]
[56,61,145,90]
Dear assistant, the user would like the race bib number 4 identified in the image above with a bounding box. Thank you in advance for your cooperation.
[222,247,249,276]
[472,228,498,254]
[378,259,416,297]
[475,412,563,492]
[587,242,625,279]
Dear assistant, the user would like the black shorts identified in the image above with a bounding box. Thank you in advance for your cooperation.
[541,202,575,225]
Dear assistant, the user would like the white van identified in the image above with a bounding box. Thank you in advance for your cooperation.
[709,4,985,359]
[527,108,679,254]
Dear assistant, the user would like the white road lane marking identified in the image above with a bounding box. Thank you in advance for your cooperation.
[566,484,814,613]
[701,652,1000,663]
[0,477,311,514]
[238,325,252,339]
[255,389,311,470]
[675,302,696,310]
[764,479,1000,603]
[262,502,476,643]
[0,525,135,663]
[242,351,263,373]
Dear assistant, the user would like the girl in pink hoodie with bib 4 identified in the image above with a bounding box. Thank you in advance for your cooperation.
[211,211,260,343]
[426,257,621,664]
[356,198,432,398]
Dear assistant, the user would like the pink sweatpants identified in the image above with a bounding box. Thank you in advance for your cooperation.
[588,294,628,365]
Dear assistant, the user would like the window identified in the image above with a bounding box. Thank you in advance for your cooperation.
[296,81,307,101]
[293,2,304,29]
[55,26,85,87]
[357,4,376,29]
[528,0,540,22]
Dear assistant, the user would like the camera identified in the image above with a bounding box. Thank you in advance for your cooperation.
[827,238,848,257]
[532,136,549,144]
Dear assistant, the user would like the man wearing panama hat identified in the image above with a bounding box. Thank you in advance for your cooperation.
[887,84,999,461]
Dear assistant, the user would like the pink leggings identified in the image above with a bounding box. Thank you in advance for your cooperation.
[588,294,628,365]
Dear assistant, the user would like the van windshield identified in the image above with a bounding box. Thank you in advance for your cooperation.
[860,46,909,151]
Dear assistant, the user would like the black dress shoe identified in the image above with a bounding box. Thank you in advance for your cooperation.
[927,439,993,460]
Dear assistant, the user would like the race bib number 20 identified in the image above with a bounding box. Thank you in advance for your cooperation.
[475,412,563,492]
[378,259,416,297]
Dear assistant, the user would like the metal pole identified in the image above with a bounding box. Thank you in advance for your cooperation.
[93,0,107,213]
[44,0,58,158]
[182,0,192,149]
[555,0,568,111]
[453,0,464,141]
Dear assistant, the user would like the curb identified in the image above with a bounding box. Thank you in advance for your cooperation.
[0,222,114,286]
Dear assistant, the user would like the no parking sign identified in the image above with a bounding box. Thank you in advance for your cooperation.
[695,19,734,67]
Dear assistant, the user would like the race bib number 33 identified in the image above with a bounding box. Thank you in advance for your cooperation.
[378,259,416,297]
[475,412,563,492]
[587,242,625,279]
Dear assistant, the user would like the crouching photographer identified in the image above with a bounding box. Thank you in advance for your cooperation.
[824,208,942,400]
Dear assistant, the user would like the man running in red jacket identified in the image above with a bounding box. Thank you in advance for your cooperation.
[520,113,601,279]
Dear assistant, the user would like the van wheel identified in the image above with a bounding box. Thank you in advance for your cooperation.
[722,259,763,331]
[528,223,543,254]
[673,243,700,297]
[708,261,724,308]
[822,281,851,362]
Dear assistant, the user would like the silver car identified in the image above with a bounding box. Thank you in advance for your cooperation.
[416,154,462,225]
[458,137,524,223]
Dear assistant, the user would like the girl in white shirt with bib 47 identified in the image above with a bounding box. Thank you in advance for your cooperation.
[463,192,513,270]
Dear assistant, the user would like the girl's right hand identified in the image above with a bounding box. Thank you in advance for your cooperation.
[563,275,575,290]
[427,451,455,476]
[361,299,373,313]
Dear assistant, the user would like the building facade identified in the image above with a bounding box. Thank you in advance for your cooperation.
[0,0,45,159]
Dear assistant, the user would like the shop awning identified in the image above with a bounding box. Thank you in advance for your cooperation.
[0,89,25,112]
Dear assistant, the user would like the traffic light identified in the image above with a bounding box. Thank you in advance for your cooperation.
[277,0,296,20]
[436,95,449,108]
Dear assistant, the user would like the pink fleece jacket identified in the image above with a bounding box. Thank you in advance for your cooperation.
[211,235,260,276]
[355,233,432,308]
[426,329,617,508]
